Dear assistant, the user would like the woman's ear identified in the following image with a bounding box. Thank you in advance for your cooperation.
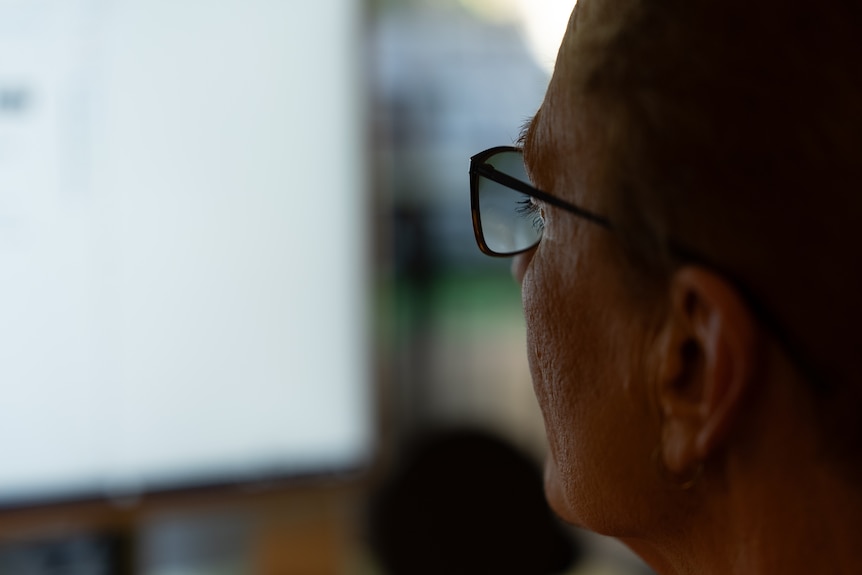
[655,266,761,475]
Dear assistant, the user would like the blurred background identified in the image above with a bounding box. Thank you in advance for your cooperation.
[0,0,653,573]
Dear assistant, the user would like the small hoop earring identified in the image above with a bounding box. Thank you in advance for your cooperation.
[651,446,704,490]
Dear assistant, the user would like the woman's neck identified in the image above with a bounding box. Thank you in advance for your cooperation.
[622,462,862,575]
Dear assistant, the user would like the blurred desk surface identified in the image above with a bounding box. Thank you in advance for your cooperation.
[0,478,371,575]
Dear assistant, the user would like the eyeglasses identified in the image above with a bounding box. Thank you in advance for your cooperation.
[469,146,832,389]
[469,145,613,256]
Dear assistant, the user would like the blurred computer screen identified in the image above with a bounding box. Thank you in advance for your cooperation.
[0,0,372,508]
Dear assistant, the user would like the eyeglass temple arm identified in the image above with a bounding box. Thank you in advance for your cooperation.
[474,163,613,230]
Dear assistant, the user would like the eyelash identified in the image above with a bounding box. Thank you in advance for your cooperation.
[517,197,545,231]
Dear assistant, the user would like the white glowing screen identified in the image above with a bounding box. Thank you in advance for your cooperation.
[0,0,371,505]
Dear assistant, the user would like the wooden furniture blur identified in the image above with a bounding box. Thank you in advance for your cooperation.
[0,478,370,575]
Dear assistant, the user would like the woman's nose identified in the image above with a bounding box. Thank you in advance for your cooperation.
[511,245,538,285]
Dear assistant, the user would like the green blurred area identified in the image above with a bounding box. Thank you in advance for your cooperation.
[381,271,523,333]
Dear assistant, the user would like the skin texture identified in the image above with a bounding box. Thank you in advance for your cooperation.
[514,0,671,535]
[511,2,862,573]
[514,85,662,535]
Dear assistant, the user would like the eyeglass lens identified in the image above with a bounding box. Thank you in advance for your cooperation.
[477,150,543,255]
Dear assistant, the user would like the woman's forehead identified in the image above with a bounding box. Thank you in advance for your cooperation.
[554,0,637,73]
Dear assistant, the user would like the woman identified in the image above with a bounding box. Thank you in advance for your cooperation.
[469,0,862,573]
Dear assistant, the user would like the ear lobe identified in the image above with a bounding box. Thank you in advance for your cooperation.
[656,266,760,474]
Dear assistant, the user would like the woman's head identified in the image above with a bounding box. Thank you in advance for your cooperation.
[513,0,862,542]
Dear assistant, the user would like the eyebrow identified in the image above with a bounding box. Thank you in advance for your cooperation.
[515,107,542,189]
[517,116,533,148]
[517,111,540,176]
[515,115,536,148]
